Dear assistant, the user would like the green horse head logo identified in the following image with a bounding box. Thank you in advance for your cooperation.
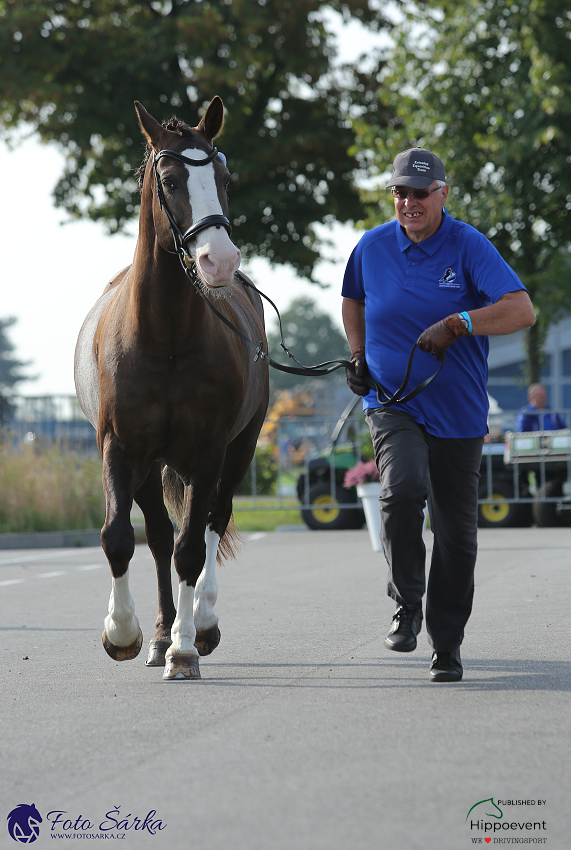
[465,798,503,822]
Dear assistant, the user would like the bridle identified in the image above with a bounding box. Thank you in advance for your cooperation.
[151,146,444,408]
[152,146,232,254]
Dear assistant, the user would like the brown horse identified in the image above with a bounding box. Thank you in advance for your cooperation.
[74,97,269,680]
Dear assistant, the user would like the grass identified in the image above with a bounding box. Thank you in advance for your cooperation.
[0,442,302,534]
[232,496,303,532]
[0,440,105,534]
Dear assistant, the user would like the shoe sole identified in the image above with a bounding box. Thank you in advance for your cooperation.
[384,638,417,652]
[429,671,463,682]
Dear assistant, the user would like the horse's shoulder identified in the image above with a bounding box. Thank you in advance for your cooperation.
[103,265,131,294]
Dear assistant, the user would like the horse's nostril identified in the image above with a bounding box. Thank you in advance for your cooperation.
[197,246,241,282]
[198,253,217,275]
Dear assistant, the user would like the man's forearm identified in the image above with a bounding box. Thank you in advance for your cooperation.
[469,289,536,336]
[342,297,366,354]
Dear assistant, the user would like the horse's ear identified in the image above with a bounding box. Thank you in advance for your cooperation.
[196,96,225,143]
[134,101,164,152]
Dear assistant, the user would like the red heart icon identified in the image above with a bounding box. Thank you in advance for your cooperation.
[485,839,491,844]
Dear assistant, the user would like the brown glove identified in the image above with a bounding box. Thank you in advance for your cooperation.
[346,346,370,396]
[417,313,471,361]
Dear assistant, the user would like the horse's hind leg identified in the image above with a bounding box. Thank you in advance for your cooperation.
[133,463,176,667]
[192,425,263,656]
[100,437,143,661]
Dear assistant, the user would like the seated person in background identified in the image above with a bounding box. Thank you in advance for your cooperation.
[515,383,566,431]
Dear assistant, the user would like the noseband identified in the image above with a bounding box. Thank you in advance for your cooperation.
[152,147,232,255]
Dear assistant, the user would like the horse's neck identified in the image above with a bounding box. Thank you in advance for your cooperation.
[127,226,202,348]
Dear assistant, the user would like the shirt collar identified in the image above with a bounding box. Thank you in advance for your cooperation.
[395,207,453,255]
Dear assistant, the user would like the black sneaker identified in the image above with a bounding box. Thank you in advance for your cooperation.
[384,604,423,652]
[429,647,463,682]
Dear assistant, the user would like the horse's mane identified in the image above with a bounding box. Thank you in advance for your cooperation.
[136,117,195,189]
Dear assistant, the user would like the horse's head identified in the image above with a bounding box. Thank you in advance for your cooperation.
[135,97,240,288]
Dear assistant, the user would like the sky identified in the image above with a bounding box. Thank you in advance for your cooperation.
[0,13,390,397]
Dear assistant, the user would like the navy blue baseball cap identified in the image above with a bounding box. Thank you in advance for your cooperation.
[385,148,446,189]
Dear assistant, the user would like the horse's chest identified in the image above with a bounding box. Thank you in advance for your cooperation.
[107,355,239,444]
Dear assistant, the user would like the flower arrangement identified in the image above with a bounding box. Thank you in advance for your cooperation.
[343,459,380,489]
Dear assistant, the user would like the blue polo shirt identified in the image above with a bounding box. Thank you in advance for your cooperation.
[342,209,526,438]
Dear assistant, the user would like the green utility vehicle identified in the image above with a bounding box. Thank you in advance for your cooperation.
[297,396,571,530]
[296,399,366,530]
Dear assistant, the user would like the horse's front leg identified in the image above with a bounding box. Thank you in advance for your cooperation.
[193,526,221,657]
[133,463,176,667]
[164,478,220,680]
[100,437,143,661]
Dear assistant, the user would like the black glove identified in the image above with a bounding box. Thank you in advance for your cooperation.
[417,313,470,361]
[346,347,370,396]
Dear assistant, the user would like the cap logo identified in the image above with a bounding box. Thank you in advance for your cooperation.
[413,160,430,172]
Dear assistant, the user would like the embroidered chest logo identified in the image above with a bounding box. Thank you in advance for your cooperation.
[438,268,460,288]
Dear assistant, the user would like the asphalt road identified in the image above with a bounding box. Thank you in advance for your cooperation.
[1,526,569,850]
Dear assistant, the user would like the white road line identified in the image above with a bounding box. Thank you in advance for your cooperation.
[0,547,100,567]
[37,571,67,579]
[247,533,267,542]
[77,564,104,571]
[0,579,26,586]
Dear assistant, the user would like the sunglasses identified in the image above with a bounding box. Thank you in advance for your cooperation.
[391,186,441,200]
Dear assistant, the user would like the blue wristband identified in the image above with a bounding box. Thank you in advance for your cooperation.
[459,311,472,334]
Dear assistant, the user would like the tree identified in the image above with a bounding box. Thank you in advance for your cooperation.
[265,295,348,391]
[353,0,571,380]
[0,317,32,425]
[0,0,396,279]
[0,317,30,394]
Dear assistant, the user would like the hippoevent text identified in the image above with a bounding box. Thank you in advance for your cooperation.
[470,821,546,832]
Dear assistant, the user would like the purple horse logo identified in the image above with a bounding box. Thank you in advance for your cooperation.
[7,804,42,843]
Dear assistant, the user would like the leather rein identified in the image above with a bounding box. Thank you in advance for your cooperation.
[152,147,445,408]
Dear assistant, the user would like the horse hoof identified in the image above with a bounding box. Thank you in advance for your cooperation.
[194,625,221,656]
[102,628,143,661]
[163,654,201,680]
[145,639,172,667]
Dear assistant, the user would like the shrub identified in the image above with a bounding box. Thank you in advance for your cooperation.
[235,444,278,496]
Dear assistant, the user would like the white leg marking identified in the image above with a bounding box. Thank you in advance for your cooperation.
[194,529,220,632]
[166,582,198,658]
[103,571,140,647]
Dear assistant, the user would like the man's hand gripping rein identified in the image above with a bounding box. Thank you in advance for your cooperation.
[346,346,370,396]
[417,313,471,361]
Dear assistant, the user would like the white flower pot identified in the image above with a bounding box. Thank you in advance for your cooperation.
[357,481,428,553]
[356,482,383,552]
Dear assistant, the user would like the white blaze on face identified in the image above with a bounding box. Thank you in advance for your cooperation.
[182,147,241,287]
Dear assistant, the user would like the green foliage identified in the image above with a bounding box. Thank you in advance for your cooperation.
[235,443,278,496]
[0,0,397,278]
[353,0,571,380]
[266,295,348,390]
